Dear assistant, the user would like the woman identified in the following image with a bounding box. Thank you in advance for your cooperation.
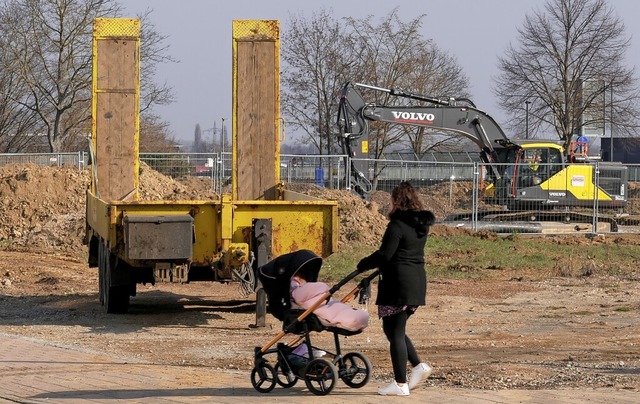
[357,181,436,396]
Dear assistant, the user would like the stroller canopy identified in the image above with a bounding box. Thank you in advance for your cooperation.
[258,249,322,321]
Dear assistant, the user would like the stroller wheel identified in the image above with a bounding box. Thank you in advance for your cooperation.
[303,358,338,396]
[274,362,298,388]
[251,362,276,393]
[338,351,372,388]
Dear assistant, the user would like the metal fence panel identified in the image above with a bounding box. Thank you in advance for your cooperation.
[357,158,475,193]
[280,154,348,190]
[139,152,231,195]
[0,152,87,169]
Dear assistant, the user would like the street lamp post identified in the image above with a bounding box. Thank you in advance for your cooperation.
[525,100,531,139]
[220,118,227,189]
[220,117,225,155]
[609,85,613,162]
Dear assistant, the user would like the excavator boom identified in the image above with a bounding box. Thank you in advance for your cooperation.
[338,82,512,156]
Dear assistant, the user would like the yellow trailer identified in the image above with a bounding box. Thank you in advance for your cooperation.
[85,19,338,324]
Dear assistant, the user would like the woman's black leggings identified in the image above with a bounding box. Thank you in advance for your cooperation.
[381,310,420,384]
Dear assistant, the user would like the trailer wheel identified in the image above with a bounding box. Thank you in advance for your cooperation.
[98,241,107,305]
[99,242,130,314]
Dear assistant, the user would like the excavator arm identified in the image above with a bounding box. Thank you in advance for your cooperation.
[336,82,513,195]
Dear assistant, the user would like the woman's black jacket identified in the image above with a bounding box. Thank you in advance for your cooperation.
[357,209,436,306]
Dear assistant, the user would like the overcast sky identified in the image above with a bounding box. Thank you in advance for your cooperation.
[123,0,639,145]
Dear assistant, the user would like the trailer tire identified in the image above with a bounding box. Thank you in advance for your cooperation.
[105,257,130,314]
[98,241,107,305]
[98,241,130,314]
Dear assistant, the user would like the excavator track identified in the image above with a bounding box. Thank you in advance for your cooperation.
[444,210,619,233]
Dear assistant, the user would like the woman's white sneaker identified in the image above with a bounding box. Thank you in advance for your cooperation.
[408,362,433,389]
[378,380,410,396]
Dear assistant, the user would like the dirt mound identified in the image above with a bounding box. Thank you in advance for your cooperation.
[286,183,473,247]
[627,181,640,213]
[286,183,387,247]
[0,163,218,255]
[0,164,88,254]
[138,162,219,201]
[369,181,474,219]
[0,163,471,255]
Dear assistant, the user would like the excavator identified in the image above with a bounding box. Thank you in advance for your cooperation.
[336,82,627,226]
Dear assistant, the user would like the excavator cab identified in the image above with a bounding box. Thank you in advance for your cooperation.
[517,148,545,187]
[491,144,565,207]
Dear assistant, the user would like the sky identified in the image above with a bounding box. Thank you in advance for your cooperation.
[123,0,640,146]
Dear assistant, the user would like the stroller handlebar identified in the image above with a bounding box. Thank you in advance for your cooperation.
[329,268,379,295]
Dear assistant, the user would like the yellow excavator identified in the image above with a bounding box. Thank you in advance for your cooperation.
[336,82,627,218]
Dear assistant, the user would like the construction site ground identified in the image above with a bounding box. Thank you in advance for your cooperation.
[1,163,639,402]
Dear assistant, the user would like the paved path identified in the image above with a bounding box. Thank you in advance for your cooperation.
[0,333,636,403]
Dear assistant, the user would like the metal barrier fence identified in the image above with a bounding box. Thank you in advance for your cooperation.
[1,152,638,234]
[627,164,640,182]
[472,161,637,235]
[301,157,639,235]
[140,152,231,195]
[280,154,349,190]
[0,152,87,170]
[354,158,475,193]
[372,160,638,235]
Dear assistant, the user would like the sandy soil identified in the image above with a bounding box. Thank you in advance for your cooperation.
[1,248,639,390]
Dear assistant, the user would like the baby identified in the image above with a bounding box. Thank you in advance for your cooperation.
[289,273,369,332]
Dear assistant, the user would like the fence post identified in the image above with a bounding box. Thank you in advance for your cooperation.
[346,156,351,191]
[592,162,600,234]
[472,162,480,231]
[449,174,455,206]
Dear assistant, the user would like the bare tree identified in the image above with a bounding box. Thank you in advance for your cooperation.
[0,0,176,153]
[282,8,470,159]
[494,0,640,151]
[341,9,470,190]
[281,9,352,155]
[345,10,470,158]
[0,58,40,152]
[139,113,176,152]
[401,44,471,154]
[0,0,119,152]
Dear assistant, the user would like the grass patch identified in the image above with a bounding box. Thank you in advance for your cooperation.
[320,234,639,283]
[321,243,375,282]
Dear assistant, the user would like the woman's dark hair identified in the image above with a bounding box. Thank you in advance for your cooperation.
[390,181,424,213]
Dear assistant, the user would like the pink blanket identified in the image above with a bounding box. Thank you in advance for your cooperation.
[291,281,369,331]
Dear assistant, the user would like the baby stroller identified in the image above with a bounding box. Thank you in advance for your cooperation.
[251,249,378,396]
